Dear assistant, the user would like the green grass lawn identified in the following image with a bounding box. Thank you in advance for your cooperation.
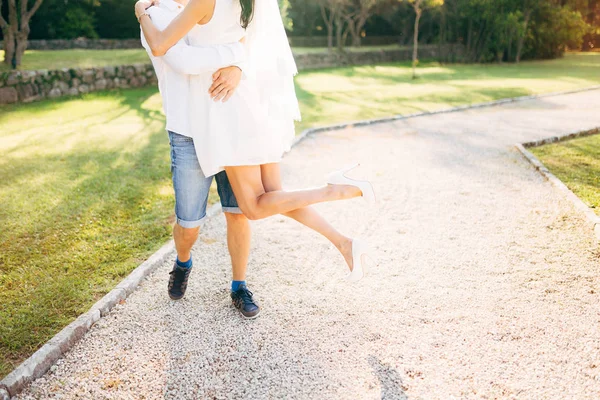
[295,53,600,131]
[1,52,600,378]
[531,133,600,215]
[0,46,401,72]
[0,88,176,376]
[0,49,150,72]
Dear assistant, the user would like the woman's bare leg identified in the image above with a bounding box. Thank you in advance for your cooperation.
[260,164,355,270]
[224,165,361,221]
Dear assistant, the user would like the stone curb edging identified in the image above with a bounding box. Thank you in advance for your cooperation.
[2,84,600,399]
[515,128,600,242]
[520,127,600,148]
[0,203,224,399]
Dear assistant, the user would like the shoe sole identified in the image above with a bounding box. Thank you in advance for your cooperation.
[231,304,261,320]
[241,310,261,320]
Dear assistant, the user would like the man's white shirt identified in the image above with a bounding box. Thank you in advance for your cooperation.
[140,0,246,137]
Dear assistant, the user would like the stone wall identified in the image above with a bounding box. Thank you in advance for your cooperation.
[0,38,143,50]
[0,64,157,104]
[294,45,464,70]
[0,36,400,51]
[0,45,463,105]
[289,35,400,48]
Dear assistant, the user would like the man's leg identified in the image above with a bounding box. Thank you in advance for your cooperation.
[167,131,213,300]
[173,224,199,264]
[216,171,259,319]
[224,212,251,282]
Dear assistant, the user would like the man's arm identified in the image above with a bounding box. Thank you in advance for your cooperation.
[145,7,246,75]
[141,22,165,79]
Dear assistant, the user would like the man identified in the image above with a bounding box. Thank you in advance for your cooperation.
[140,0,260,319]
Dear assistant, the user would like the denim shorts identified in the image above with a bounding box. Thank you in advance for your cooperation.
[168,131,241,228]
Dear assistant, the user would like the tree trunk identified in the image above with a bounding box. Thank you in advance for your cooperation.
[353,15,370,47]
[472,19,489,62]
[335,15,344,51]
[327,24,334,51]
[516,9,531,63]
[344,16,358,47]
[350,21,361,47]
[477,28,493,63]
[15,32,28,67]
[439,4,446,63]
[342,25,351,48]
[2,29,16,65]
[1,0,44,68]
[466,18,473,57]
[412,3,422,80]
[320,4,334,52]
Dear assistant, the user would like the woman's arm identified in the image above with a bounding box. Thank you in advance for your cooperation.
[135,0,213,57]
[141,6,246,75]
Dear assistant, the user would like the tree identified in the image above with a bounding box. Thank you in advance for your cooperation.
[580,0,600,50]
[343,0,386,47]
[279,0,293,31]
[0,0,45,68]
[439,0,589,63]
[407,0,443,78]
[94,0,139,39]
[514,0,536,63]
[314,0,348,51]
[30,0,98,40]
[287,1,323,37]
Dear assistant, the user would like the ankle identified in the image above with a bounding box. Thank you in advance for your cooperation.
[324,184,338,200]
[336,237,352,251]
[176,256,193,269]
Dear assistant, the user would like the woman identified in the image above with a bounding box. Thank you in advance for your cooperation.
[135,0,375,281]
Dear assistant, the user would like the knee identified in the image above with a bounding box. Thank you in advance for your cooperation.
[238,203,262,221]
[242,209,262,221]
[176,225,199,243]
[224,212,248,223]
[263,184,282,193]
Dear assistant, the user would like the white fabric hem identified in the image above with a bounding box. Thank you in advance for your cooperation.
[202,148,291,177]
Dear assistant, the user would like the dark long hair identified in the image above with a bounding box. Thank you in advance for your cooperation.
[239,0,255,29]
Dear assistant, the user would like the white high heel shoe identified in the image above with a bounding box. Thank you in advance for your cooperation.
[346,239,371,283]
[327,163,376,205]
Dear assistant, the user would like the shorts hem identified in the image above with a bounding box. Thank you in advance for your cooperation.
[176,215,206,229]
[222,206,242,214]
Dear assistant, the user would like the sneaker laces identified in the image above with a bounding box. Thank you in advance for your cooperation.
[169,267,189,285]
[238,288,255,305]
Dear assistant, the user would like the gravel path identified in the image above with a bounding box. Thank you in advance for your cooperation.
[16,90,600,399]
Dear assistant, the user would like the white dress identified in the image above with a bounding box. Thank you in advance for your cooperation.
[186,0,296,177]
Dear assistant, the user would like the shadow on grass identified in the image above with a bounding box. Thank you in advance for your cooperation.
[0,87,174,378]
[295,75,533,131]
[0,87,161,133]
[306,54,600,87]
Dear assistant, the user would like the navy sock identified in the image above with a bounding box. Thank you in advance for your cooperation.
[176,257,193,269]
[231,280,246,292]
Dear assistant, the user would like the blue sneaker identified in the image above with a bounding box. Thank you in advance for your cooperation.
[231,284,260,319]
[168,262,192,300]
